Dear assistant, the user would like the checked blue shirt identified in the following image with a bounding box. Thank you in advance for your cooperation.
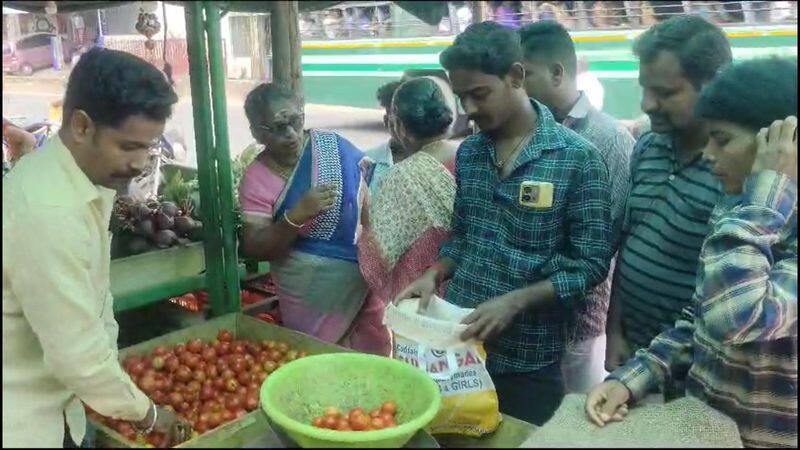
[440,100,612,374]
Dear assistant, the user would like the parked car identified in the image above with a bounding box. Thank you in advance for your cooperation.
[3,33,76,76]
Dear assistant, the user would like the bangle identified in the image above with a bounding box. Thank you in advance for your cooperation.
[136,402,157,436]
[284,212,304,229]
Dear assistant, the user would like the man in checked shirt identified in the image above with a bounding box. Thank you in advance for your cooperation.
[519,21,636,394]
[396,22,612,426]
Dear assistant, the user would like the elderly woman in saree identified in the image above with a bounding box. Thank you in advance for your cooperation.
[349,76,459,355]
[238,83,370,346]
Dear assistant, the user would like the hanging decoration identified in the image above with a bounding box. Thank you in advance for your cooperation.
[135,6,161,51]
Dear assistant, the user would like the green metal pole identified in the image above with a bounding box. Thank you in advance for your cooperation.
[184,2,226,316]
[204,1,241,315]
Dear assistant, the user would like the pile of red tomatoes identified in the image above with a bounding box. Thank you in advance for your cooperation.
[310,401,399,432]
[86,329,308,446]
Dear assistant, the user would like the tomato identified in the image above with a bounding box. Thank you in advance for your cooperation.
[231,360,247,375]
[200,385,215,401]
[237,372,251,386]
[369,409,381,419]
[169,392,184,409]
[237,386,248,397]
[349,414,370,431]
[195,418,209,434]
[201,347,218,363]
[204,364,219,379]
[212,377,225,391]
[138,374,157,393]
[129,362,146,377]
[370,417,386,430]
[226,395,242,411]
[235,409,248,420]
[379,412,394,423]
[262,361,278,374]
[221,409,235,423]
[243,354,255,368]
[218,341,232,356]
[225,378,239,393]
[191,369,206,384]
[312,416,324,428]
[256,372,268,383]
[324,406,341,417]
[276,342,290,354]
[348,408,365,422]
[207,412,222,428]
[164,355,180,373]
[187,338,203,354]
[380,401,397,416]
[298,350,309,359]
[186,380,202,393]
[336,418,352,431]
[175,366,193,383]
[323,415,338,429]
[179,401,191,413]
[284,350,299,362]
[232,342,246,355]
[244,394,259,411]
[217,329,233,343]
[263,340,278,350]
[245,342,260,355]
[149,432,166,448]
[269,350,283,361]
[384,417,397,428]
[221,369,236,381]
[150,390,166,405]
[175,344,188,355]
[140,356,153,369]
[151,356,166,371]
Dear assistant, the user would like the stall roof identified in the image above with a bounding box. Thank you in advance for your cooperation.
[2,1,448,25]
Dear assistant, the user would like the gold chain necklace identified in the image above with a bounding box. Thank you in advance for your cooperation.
[264,133,308,179]
[494,128,535,169]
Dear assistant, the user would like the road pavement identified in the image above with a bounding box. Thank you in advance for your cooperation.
[3,74,388,167]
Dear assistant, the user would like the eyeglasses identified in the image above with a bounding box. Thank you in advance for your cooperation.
[257,114,305,136]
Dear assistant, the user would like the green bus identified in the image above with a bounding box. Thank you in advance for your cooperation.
[300,24,797,119]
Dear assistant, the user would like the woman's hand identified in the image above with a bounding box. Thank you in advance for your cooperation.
[752,116,797,181]
[287,184,337,225]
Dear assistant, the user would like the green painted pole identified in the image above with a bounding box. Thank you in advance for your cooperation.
[184,2,226,316]
[204,1,241,314]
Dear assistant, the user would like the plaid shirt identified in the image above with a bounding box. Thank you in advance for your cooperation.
[609,171,798,448]
[441,100,612,374]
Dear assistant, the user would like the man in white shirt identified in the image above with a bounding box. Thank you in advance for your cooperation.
[3,48,188,448]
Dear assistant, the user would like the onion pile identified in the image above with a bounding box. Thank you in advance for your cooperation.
[86,330,309,447]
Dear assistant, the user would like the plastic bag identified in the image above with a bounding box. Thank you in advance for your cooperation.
[384,296,502,436]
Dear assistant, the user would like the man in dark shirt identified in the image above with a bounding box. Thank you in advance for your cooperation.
[396,21,612,425]
[605,17,731,389]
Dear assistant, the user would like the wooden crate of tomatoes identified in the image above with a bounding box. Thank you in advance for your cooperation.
[87,313,350,448]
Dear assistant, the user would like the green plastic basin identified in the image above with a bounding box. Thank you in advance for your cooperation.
[260,353,441,448]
